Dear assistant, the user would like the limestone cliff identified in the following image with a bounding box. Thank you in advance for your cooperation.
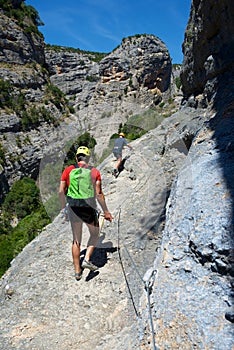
[0,1,173,201]
[0,0,233,349]
[180,0,234,106]
[45,34,172,155]
[140,0,234,348]
[0,3,75,201]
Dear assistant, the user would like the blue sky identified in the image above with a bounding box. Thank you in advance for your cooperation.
[25,0,191,63]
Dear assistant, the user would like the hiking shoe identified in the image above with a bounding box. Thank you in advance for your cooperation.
[82,259,98,271]
[75,269,83,281]
[112,168,118,175]
[112,168,119,178]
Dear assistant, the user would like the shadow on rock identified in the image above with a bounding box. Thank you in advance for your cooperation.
[85,270,100,281]
[92,246,118,268]
[116,155,131,177]
[80,232,118,273]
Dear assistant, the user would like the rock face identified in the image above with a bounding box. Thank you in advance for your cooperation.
[45,48,100,96]
[0,106,207,350]
[0,5,74,200]
[0,13,45,65]
[99,35,171,91]
[180,0,234,105]
[0,0,234,349]
[143,117,234,349]
[45,35,172,154]
[46,35,171,105]
[0,3,173,201]
[140,0,234,349]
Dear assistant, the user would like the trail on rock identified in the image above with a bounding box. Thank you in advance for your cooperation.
[0,109,198,349]
[1,108,203,349]
[0,208,143,349]
[0,145,163,349]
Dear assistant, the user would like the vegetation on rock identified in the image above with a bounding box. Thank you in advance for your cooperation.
[0,77,70,130]
[98,102,178,163]
[45,44,108,62]
[0,177,50,276]
[64,132,97,167]
[0,0,44,36]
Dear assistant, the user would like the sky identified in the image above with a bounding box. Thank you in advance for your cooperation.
[25,0,191,64]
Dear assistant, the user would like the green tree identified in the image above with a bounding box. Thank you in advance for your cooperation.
[0,0,44,35]
[64,132,97,166]
[2,177,41,220]
[0,176,51,276]
[0,207,50,276]
[0,78,13,109]
[76,131,97,149]
[0,143,6,165]
[0,235,13,277]
[175,76,182,89]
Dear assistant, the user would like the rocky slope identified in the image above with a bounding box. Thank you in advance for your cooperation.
[180,0,234,107]
[140,0,234,348]
[0,106,206,350]
[0,0,234,349]
[0,7,74,201]
[45,34,173,155]
[0,2,174,200]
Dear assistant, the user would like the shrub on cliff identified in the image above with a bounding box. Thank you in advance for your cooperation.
[0,177,51,277]
[64,132,97,167]
[2,177,41,220]
[0,0,44,36]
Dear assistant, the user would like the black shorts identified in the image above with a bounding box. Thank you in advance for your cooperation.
[69,206,98,225]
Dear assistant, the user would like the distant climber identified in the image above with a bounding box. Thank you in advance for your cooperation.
[112,132,133,177]
[59,146,113,281]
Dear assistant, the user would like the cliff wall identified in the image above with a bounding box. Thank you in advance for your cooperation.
[141,1,234,348]
[0,3,173,200]
[0,1,233,349]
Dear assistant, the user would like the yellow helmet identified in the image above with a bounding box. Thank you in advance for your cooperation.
[76,146,91,157]
[119,132,125,137]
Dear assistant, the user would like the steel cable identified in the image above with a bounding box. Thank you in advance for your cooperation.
[116,206,159,350]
